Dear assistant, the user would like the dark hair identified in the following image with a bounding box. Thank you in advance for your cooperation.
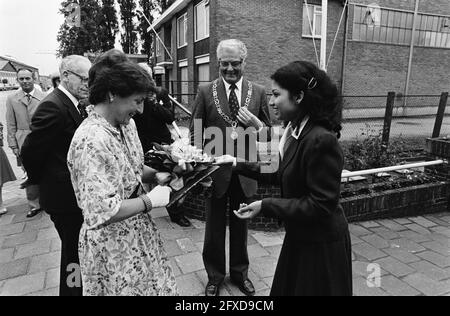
[89,60,156,105]
[271,61,343,138]
[16,68,34,76]
[88,49,129,87]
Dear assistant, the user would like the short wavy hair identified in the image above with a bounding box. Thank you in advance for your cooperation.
[271,61,343,138]
[89,60,156,105]
[217,39,248,61]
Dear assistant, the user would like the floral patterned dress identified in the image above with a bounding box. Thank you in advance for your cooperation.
[67,106,178,296]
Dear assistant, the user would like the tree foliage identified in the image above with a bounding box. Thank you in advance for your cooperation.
[118,0,138,54]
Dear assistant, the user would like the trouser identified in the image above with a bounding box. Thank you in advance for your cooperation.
[203,174,250,284]
[25,184,40,210]
[49,212,84,296]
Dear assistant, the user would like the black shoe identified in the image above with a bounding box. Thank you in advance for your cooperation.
[205,282,220,296]
[26,208,42,218]
[172,216,191,227]
[231,278,256,296]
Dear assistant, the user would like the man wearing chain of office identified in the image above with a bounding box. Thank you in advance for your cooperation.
[190,39,271,296]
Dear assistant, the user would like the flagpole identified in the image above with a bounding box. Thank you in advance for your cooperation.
[321,0,328,72]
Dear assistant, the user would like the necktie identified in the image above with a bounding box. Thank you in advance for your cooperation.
[26,94,32,104]
[229,84,240,121]
[280,124,294,160]
[77,103,88,120]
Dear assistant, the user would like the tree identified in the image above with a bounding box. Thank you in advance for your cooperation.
[118,0,138,54]
[138,0,156,57]
[159,0,176,12]
[98,0,119,52]
[57,0,104,57]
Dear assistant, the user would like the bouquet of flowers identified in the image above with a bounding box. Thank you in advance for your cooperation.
[144,138,217,193]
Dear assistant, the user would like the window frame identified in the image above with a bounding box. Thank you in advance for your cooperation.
[194,0,210,42]
[177,13,188,49]
[302,4,323,40]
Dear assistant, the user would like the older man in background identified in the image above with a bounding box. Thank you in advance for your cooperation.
[21,55,92,296]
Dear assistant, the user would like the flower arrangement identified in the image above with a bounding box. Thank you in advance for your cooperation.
[144,138,216,192]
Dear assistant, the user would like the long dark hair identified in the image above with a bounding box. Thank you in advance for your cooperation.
[271,61,343,138]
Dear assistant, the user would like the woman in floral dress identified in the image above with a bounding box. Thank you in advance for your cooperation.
[67,55,178,296]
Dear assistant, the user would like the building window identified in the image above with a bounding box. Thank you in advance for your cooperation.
[156,31,163,57]
[352,4,450,49]
[195,55,210,90]
[179,62,189,105]
[177,13,188,48]
[195,0,210,42]
[302,4,322,39]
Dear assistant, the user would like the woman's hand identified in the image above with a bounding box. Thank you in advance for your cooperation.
[214,155,237,166]
[237,108,264,130]
[155,172,172,186]
[147,185,172,209]
[233,201,262,220]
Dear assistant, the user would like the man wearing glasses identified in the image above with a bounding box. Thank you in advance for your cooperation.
[21,55,91,296]
[190,39,272,296]
[6,68,47,218]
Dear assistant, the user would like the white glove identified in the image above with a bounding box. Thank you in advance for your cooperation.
[214,155,237,166]
[147,185,172,209]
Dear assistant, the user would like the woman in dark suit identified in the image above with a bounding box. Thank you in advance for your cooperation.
[216,61,352,296]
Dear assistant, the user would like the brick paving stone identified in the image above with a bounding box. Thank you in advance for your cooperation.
[190,219,205,230]
[370,227,399,240]
[29,252,60,274]
[427,233,450,247]
[45,267,60,289]
[409,216,439,228]
[439,216,450,223]
[194,271,208,287]
[50,239,61,252]
[397,230,432,243]
[175,252,204,274]
[0,214,15,226]
[374,257,415,278]
[403,273,450,296]
[377,220,408,232]
[153,217,173,230]
[263,276,274,288]
[2,230,38,248]
[195,241,203,253]
[14,240,51,259]
[409,260,450,282]
[27,287,58,296]
[430,226,450,238]
[247,235,258,246]
[382,248,421,264]
[360,221,380,229]
[393,218,413,225]
[10,212,43,224]
[352,243,388,261]
[423,215,448,227]
[0,223,25,237]
[160,228,189,241]
[348,224,372,237]
[176,238,197,253]
[350,234,365,245]
[353,277,389,296]
[251,233,283,247]
[250,256,277,279]
[389,238,426,253]
[183,229,205,244]
[404,224,432,235]
[23,218,53,232]
[0,258,29,281]
[0,248,15,263]
[169,258,182,277]
[255,288,271,296]
[164,240,183,258]
[265,245,282,258]
[175,273,204,296]
[37,227,59,241]
[361,234,390,249]
[416,251,450,268]
[0,273,46,296]
[248,244,270,258]
[381,275,421,296]
[421,241,450,257]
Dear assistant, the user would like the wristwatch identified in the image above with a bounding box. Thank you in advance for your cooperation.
[139,194,153,214]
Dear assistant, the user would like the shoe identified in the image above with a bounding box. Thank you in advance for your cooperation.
[0,208,7,216]
[172,216,191,227]
[205,282,221,296]
[20,179,29,189]
[26,208,42,218]
[231,278,256,296]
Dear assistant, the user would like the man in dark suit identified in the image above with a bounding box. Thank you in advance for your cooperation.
[21,55,92,296]
[189,39,272,296]
[134,87,192,227]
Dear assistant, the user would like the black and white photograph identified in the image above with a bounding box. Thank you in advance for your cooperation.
[0,0,449,300]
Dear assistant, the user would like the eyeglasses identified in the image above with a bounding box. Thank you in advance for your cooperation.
[219,60,243,68]
[66,70,89,83]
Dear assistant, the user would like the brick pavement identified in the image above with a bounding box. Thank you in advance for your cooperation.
[0,179,449,296]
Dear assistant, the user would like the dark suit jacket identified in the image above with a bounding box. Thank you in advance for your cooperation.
[190,78,272,198]
[21,88,84,215]
[236,121,349,242]
[134,88,175,153]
